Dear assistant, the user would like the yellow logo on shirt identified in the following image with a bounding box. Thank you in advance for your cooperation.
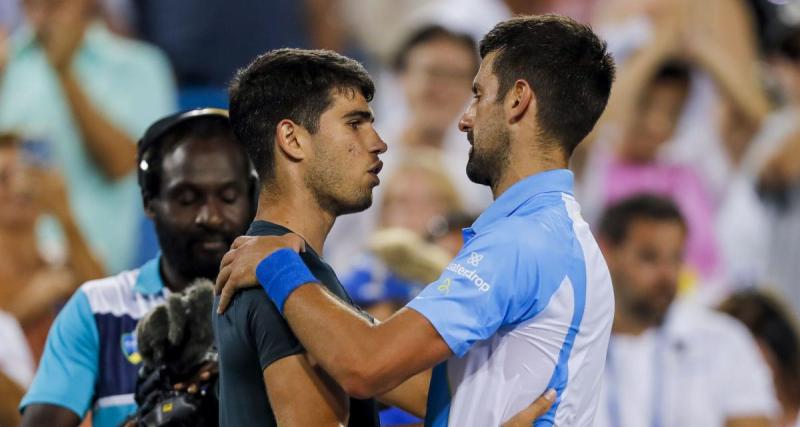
[437,278,452,295]
[121,332,142,365]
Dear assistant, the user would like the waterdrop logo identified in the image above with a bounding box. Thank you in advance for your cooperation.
[444,253,492,292]
[467,252,483,267]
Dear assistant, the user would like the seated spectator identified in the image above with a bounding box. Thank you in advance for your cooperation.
[342,156,462,320]
[594,195,777,427]
[0,0,176,273]
[720,290,800,427]
[19,109,254,427]
[0,309,34,427]
[0,133,103,360]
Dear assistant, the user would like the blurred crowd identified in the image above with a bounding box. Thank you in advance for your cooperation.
[2,0,800,426]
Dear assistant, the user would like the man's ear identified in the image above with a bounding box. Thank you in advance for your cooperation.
[507,79,534,124]
[275,119,307,161]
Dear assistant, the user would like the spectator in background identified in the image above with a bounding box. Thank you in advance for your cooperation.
[736,29,800,317]
[0,133,103,360]
[389,25,477,154]
[379,155,463,236]
[0,310,34,427]
[342,155,462,320]
[580,2,772,285]
[595,195,777,427]
[19,109,254,427]
[0,0,176,273]
[579,55,719,281]
[720,290,800,427]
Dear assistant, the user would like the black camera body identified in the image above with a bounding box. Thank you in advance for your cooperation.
[128,362,218,427]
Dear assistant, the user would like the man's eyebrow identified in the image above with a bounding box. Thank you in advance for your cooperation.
[342,110,375,122]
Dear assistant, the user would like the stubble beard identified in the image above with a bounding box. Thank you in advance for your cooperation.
[466,122,511,191]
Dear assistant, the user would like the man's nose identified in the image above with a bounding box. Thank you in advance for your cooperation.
[458,106,475,133]
[196,200,225,228]
[369,129,388,155]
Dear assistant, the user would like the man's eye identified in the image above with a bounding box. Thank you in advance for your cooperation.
[177,191,198,205]
[348,121,360,130]
[220,188,240,204]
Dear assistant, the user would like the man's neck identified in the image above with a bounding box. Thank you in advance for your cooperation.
[253,187,336,255]
[491,159,567,199]
[489,136,569,199]
[159,258,192,294]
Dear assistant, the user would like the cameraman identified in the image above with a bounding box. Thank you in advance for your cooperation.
[19,109,254,427]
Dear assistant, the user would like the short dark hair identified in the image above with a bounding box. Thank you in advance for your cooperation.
[479,14,615,155]
[392,24,478,72]
[140,116,237,200]
[598,194,686,245]
[229,48,375,183]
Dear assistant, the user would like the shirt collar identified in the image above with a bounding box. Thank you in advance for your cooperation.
[469,169,574,234]
[134,256,166,295]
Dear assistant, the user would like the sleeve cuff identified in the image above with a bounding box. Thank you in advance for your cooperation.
[406,300,465,357]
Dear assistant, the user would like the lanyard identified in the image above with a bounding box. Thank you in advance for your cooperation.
[605,328,667,427]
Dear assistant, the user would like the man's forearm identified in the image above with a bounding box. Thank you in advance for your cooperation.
[20,403,81,427]
[378,369,431,418]
[691,45,769,125]
[0,372,24,427]
[601,43,670,136]
[58,208,104,282]
[57,70,136,180]
[281,284,449,398]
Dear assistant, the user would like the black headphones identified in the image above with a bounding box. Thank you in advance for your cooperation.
[136,108,260,213]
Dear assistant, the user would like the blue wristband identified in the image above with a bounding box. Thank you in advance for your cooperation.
[255,248,318,314]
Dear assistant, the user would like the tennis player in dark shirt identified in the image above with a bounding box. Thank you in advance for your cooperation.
[213,221,384,426]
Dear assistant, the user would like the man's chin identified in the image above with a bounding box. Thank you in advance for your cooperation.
[336,194,373,216]
[466,164,491,186]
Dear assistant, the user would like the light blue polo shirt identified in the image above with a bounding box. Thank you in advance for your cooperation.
[21,257,170,426]
[407,169,615,426]
[0,23,176,272]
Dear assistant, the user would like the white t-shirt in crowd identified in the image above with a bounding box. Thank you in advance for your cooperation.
[595,300,778,427]
[0,310,34,388]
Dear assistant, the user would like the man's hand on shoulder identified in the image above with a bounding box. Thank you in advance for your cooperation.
[215,233,306,313]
